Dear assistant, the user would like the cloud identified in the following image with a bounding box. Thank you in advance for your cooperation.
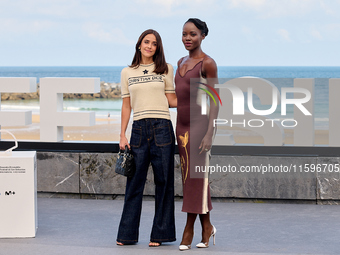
[310,28,323,40]
[307,23,340,42]
[325,23,340,40]
[0,18,54,34]
[229,0,266,10]
[132,0,216,17]
[135,0,207,7]
[319,0,335,15]
[241,26,263,42]
[0,0,126,22]
[226,0,340,18]
[83,23,134,45]
[277,29,292,42]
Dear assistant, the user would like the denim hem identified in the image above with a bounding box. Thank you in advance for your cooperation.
[116,238,138,245]
[150,237,176,243]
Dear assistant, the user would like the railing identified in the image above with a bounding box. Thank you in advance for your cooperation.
[1,140,340,156]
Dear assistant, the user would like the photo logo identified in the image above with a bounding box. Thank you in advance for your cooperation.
[198,82,222,115]
[190,77,338,146]
[216,84,311,116]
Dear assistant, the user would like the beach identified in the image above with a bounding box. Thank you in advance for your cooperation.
[0,66,337,146]
[0,113,329,145]
[1,114,124,142]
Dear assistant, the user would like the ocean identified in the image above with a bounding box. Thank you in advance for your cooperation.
[1,66,340,129]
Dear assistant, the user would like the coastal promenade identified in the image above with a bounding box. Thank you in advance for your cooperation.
[0,197,339,255]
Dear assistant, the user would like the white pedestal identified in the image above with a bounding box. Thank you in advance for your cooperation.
[0,151,37,238]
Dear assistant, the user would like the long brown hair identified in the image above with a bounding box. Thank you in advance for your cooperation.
[130,29,168,74]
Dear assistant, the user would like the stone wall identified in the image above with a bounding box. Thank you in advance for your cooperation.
[36,152,340,204]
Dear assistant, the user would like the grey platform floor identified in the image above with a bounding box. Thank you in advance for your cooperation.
[1,197,340,255]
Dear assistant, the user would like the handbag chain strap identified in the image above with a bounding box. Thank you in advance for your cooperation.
[118,151,127,167]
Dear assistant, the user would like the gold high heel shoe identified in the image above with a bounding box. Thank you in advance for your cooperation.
[196,225,216,248]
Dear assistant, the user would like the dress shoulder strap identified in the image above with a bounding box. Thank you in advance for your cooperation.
[200,55,209,78]
[178,57,185,67]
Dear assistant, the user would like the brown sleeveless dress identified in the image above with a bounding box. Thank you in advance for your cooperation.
[175,59,213,214]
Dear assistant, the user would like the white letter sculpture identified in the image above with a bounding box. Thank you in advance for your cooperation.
[329,78,340,146]
[0,77,37,140]
[292,78,314,146]
[40,78,100,142]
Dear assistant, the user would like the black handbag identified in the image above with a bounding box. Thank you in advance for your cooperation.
[115,146,136,178]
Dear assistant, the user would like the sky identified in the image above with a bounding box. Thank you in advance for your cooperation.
[0,0,339,66]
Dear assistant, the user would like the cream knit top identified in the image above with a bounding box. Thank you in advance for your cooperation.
[120,63,175,121]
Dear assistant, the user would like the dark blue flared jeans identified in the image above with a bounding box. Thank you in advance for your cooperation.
[116,118,176,244]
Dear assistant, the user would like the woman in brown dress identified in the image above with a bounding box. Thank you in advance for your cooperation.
[175,18,219,250]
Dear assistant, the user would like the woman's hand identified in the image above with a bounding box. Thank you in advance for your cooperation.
[119,135,130,150]
[166,93,177,108]
[199,133,213,154]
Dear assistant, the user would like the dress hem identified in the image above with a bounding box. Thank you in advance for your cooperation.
[181,207,213,215]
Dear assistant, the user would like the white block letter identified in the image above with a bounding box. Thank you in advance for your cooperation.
[0,77,37,139]
[40,78,100,142]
